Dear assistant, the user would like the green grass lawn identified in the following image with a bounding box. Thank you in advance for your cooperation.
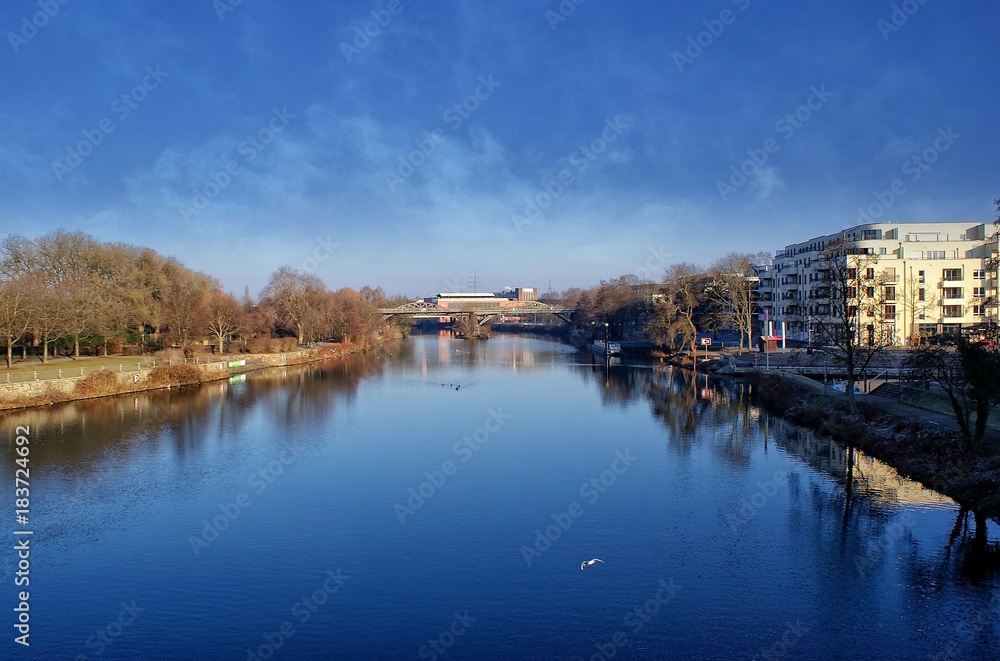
[903,390,1000,431]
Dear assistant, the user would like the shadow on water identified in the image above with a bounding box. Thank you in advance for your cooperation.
[573,358,999,547]
[0,345,395,505]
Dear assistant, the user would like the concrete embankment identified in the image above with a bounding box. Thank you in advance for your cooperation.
[0,340,378,411]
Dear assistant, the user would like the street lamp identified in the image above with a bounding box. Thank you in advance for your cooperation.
[604,322,610,387]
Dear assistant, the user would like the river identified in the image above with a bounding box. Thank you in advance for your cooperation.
[2,334,998,659]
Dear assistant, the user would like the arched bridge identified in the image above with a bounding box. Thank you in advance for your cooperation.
[378,300,575,325]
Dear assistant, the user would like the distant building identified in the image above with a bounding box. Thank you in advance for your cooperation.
[516,287,537,302]
[756,221,997,345]
[434,288,539,310]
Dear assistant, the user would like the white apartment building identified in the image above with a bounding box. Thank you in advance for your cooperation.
[756,222,997,346]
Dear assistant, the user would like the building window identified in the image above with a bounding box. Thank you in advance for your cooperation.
[926,250,946,260]
[884,286,896,301]
[942,269,963,281]
[973,305,985,317]
[973,286,985,298]
[918,270,925,283]
[884,305,896,318]
[883,267,896,282]
[862,229,882,240]
[918,288,925,302]
[942,305,963,318]
[866,268,875,279]
[942,287,963,299]
[973,269,986,280]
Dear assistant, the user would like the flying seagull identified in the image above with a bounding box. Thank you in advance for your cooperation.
[581,558,604,570]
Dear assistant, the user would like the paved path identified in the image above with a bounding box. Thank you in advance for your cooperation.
[1,353,229,384]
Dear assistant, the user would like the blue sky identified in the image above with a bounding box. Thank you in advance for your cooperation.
[1,0,997,298]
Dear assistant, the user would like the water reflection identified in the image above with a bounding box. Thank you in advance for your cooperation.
[1,335,997,659]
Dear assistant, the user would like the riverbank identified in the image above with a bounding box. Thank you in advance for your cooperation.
[0,331,402,411]
[748,371,1000,519]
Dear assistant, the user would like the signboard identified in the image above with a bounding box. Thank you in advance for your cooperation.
[700,337,712,346]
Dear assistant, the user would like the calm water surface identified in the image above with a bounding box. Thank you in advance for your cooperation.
[2,335,998,660]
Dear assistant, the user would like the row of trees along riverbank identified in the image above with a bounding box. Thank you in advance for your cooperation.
[0,230,410,368]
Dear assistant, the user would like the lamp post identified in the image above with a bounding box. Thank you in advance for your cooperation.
[604,322,610,387]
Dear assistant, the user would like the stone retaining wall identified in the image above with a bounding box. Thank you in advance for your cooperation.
[0,348,326,410]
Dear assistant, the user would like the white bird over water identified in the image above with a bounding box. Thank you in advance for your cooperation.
[581,558,604,570]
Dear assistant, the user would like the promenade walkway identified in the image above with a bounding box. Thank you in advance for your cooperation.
[0,353,232,384]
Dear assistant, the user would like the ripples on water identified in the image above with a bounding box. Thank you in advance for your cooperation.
[1,334,998,659]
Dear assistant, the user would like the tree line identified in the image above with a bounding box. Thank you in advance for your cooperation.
[0,230,404,368]
[542,251,769,353]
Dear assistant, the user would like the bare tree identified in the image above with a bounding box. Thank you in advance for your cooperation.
[644,297,681,350]
[0,276,34,368]
[706,251,769,349]
[159,259,214,347]
[260,266,327,344]
[1,235,64,363]
[32,230,105,359]
[90,244,156,356]
[206,291,242,354]
[811,238,892,411]
[659,263,706,354]
[897,264,938,344]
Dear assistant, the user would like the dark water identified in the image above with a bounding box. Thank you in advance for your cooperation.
[2,335,998,660]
